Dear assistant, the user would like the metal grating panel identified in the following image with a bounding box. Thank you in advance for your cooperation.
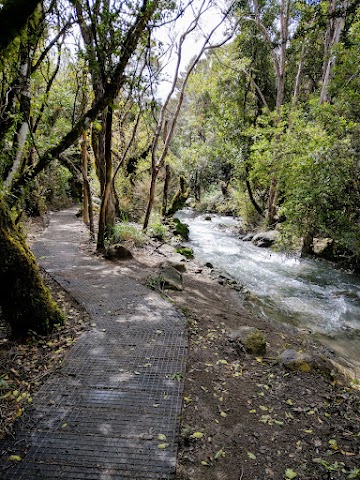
[0,209,187,479]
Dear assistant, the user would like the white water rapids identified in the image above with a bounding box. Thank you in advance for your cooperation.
[176,209,360,375]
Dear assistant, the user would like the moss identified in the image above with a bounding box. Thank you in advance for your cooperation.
[242,330,266,355]
[171,218,189,240]
[176,247,194,258]
[166,176,189,216]
[0,197,64,336]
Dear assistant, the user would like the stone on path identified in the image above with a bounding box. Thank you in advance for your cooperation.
[160,265,183,291]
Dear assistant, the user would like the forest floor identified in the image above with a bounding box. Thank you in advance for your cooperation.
[1,215,359,480]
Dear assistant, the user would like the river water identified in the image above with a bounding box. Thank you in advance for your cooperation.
[176,209,360,375]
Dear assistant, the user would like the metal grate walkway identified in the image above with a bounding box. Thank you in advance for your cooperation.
[0,209,187,479]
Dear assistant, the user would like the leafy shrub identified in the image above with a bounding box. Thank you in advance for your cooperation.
[109,222,145,246]
[149,222,169,241]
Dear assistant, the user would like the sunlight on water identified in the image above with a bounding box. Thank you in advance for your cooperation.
[176,210,360,372]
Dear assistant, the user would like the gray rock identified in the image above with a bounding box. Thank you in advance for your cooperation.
[159,259,186,273]
[105,244,133,260]
[279,349,332,374]
[242,233,254,241]
[252,230,279,248]
[160,266,183,291]
[229,326,266,355]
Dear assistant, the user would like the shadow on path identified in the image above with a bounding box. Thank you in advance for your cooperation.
[0,209,187,479]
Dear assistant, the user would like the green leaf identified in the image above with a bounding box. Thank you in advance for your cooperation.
[214,448,225,459]
[285,468,297,479]
[157,443,169,449]
[8,455,22,462]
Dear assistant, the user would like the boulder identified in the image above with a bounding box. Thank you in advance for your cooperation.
[279,349,332,374]
[252,230,279,248]
[172,218,189,240]
[242,233,254,242]
[160,266,183,291]
[105,244,133,260]
[229,326,266,355]
[159,259,186,273]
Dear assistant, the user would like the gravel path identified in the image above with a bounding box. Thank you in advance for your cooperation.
[1,209,187,479]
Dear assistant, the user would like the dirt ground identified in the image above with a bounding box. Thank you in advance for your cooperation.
[1,217,359,479]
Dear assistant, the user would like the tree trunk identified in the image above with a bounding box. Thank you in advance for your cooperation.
[301,231,314,257]
[143,166,159,230]
[166,176,189,217]
[320,0,348,104]
[267,175,279,227]
[4,39,32,188]
[0,197,64,336]
[245,178,264,216]
[162,164,170,218]
[97,107,114,249]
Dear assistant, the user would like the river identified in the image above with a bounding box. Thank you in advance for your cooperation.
[176,209,360,376]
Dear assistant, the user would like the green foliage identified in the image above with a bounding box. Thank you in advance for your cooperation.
[176,247,194,258]
[171,218,189,240]
[149,222,168,241]
[109,222,145,247]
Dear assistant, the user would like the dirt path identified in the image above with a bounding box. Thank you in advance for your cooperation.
[0,209,187,479]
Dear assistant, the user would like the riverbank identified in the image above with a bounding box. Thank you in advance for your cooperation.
[134,243,359,480]
[1,216,360,479]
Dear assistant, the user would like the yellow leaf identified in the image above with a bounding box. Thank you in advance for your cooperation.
[15,408,23,418]
[216,359,228,365]
[214,448,225,459]
[259,405,268,411]
[8,455,22,462]
[247,451,256,460]
[220,411,227,418]
[190,432,204,439]
[157,434,167,441]
[184,397,192,403]
[201,461,209,466]
[157,443,169,449]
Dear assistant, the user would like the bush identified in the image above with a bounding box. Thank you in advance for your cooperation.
[109,222,145,246]
[149,222,169,241]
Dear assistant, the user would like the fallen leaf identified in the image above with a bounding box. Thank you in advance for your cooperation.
[158,443,169,449]
[214,448,225,459]
[247,451,256,460]
[285,468,297,479]
[8,455,22,462]
[157,434,167,441]
[190,432,204,439]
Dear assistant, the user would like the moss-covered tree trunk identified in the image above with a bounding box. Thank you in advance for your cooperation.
[166,176,189,217]
[0,197,64,336]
